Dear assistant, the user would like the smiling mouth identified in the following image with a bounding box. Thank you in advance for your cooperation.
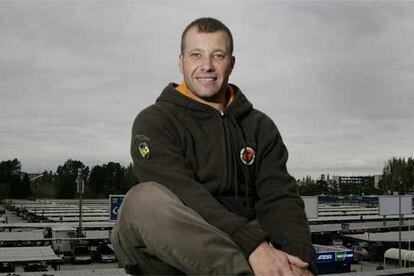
[196,77,218,84]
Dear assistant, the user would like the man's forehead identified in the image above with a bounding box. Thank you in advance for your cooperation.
[184,28,230,50]
[185,26,229,39]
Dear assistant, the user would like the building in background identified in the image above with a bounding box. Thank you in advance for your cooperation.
[331,175,382,195]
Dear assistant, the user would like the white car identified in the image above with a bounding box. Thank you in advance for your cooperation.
[352,245,369,261]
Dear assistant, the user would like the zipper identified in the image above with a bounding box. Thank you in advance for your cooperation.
[220,112,232,193]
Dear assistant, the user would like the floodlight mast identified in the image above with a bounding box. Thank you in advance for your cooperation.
[76,168,84,237]
[398,177,402,269]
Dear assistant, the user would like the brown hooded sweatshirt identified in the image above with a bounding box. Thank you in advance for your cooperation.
[131,82,316,273]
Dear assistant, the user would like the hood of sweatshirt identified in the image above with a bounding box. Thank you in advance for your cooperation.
[156,82,253,120]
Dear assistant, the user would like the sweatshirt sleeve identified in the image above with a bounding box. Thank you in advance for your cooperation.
[130,107,269,258]
[254,116,317,273]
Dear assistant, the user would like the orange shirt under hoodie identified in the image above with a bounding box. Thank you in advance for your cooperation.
[175,82,236,108]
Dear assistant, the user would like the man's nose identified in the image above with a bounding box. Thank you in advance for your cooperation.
[200,56,214,71]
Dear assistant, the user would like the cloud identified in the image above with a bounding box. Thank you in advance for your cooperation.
[0,0,413,179]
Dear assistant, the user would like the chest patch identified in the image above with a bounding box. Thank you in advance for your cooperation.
[240,146,256,166]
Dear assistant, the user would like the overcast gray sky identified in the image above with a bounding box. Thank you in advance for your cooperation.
[0,0,413,179]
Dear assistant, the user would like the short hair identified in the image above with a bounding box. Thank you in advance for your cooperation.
[181,17,233,55]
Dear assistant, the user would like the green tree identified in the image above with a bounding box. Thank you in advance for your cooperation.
[379,157,414,194]
[35,183,57,198]
[124,163,137,193]
[316,174,329,195]
[330,180,339,195]
[33,171,57,198]
[0,159,22,198]
[88,165,106,197]
[298,176,321,196]
[0,183,9,200]
[88,162,127,197]
[19,173,32,198]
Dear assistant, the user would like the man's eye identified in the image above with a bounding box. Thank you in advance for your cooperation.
[190,53,201,58]
[213,54,226,60]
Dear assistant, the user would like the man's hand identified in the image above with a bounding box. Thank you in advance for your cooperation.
[290,264,314,276]
[248,242,313,276]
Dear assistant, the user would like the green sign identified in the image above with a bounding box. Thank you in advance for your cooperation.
[336,251,346,262]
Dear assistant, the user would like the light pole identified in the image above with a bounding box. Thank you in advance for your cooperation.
[398,177,402,268]
[76,168,84,237]
[409,218,411,268]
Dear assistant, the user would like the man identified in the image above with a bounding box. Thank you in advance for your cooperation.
[111,17,316,275]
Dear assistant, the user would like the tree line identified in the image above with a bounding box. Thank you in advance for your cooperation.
[1,157,413,199]
[378,157,414,195]
[297,174,381,196]
[298,157,413,196]
[0,159,137,199]
[0,159,31,199]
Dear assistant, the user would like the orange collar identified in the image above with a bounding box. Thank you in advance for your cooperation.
[175,82,235,107]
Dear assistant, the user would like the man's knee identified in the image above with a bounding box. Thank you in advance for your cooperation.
[114,182,176,249]
[119,182,179,223]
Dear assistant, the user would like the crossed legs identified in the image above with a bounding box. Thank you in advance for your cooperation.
[111,182,252,275]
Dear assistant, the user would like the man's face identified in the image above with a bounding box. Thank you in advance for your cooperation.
[179,27,235,105]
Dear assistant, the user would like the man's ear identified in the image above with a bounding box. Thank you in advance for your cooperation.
[178,54,184,74]
[230,56,236,73]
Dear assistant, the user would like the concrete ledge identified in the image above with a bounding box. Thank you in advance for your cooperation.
[0,268,128,276]
[327,267,414,275]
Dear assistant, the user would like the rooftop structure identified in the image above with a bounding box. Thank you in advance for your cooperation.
[0,246,60,262]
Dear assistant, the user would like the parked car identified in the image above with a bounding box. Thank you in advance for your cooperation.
[352,245,369,261]
[331,239,346,249]
[23,261,48,272]
[0,262,15,273]
[95,244,116,263]
[72,246,92,264]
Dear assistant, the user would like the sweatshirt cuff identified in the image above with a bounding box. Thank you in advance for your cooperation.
[231,223,269,258]
[283,240,317,275]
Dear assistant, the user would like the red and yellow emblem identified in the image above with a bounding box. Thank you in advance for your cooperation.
[240,146,256,166]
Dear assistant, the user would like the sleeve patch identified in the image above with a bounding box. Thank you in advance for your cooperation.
[133,135,151,159]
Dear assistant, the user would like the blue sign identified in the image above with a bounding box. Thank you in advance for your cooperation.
[316,252,336,264]
[342,250,355,262]
[109,195,125,221]
[316,250,354,264]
